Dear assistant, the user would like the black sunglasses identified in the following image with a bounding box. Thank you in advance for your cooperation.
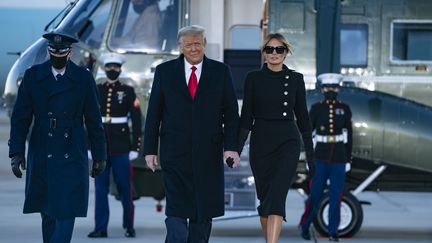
[263,46,287,54]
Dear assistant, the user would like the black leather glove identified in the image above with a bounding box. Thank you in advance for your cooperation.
[91,160,106,178]
[11,154,26,178]
[306,159,316,178]
[238,128,250,155]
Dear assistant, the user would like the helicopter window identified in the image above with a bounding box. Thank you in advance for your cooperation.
[109,0,179,53]
[391,20,432,64]
[78,1,113,49]
[54,0,102,38]
[340,24,368,67]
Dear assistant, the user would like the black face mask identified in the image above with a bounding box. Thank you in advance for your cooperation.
[50,54,69,69]
[106,70,121,81]
[323,91,338,100]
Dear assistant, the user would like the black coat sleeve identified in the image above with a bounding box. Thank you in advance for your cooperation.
[222,65,240,151]
[293,75,314,162]
[143,66,164,155]
[238,73,253,154]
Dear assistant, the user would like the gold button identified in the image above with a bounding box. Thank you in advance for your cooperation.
[329,119,333,123]
[108,88,112,92]
[284,83,288,87]
[283,102,288,106]
[284,91,288,95]
[108,93,112,97]
[107,109,111,113]
[329,109,333,113]
[283,112,287,116]
[330,124,334,128]
[329,105,333,108]
[329,114,334,118]
[107,98,111,102]
[107,103,111,107]
[330,129,334,133]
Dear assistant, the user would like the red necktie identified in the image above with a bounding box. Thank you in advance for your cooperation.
[188,66,198,99]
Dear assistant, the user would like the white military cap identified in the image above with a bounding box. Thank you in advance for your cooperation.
[101,53,126,65]
[317,73,343,85]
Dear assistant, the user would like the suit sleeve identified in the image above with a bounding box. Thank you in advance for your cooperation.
[345,105,353,162]
[222,65,239,151]
[143,66,164,155]
[84,72,107,161]
[128,88,142,152]
[293,75,314,162]
[239,73,254,131]
[8,68,34,157]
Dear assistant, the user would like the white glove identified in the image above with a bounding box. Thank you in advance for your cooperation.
[345,163,351,172]
[129,151,139,161]
[87,150,92,160]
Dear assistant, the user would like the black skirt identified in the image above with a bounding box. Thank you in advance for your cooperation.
[250,119,301,220]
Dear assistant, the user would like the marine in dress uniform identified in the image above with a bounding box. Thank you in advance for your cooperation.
[299,73,353,242]
[88,53,142,238]
[8,32,106,243]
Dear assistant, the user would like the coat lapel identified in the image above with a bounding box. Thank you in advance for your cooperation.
[195,56,212,101]
[174,56,193,100]
[48,62,74,98]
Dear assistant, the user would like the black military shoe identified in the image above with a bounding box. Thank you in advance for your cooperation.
[124,228,136,238]
[329,234,340,242]
[298,225,311,240]
[87,230,107,238]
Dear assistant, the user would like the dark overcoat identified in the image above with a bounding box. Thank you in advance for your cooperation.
[143,55,239,221]
[8,60,106,219]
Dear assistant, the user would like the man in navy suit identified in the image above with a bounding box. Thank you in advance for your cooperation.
[144,25,241,243]
[8,32,106,243]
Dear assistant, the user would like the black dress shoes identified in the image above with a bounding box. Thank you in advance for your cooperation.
[87,230,107,238]
[124,228,136,238]
[298,225,311,240]
[329,234,340,241]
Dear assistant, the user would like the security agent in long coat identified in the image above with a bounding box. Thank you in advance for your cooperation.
[299,73,353,242]
[144,25,240,243]
[8,32,106,243]
[88,53,142,238]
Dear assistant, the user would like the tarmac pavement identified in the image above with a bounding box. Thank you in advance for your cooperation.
[0,109,431,243]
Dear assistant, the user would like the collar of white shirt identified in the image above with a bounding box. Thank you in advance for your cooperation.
[184,58,203,84]
[51,67,66,80]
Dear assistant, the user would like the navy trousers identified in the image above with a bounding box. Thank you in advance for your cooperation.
[93,154,134,231]
[300,160,346,235]
[41,213,75,243]
[165,217,212,243]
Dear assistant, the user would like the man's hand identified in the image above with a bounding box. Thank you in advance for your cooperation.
[224,151,240,169]
[11,154,26,178]
[145,155,158,172]
[91,160,106,178]
[129,151,139,161]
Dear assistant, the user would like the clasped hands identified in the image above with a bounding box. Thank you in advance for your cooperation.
[145,151,241,172]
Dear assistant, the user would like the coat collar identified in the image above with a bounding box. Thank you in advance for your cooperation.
[175,54,213,101]
[36,60,77,97]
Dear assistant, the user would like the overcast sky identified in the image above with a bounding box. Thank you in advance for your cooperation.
[0,0,68,8]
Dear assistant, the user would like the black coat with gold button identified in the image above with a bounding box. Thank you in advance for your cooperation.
[98,81,142,155]
[310,99,352,163]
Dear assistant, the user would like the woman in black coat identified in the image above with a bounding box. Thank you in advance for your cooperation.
[238,33,315,243]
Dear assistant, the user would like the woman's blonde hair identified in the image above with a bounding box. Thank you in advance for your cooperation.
[261,33,292,55]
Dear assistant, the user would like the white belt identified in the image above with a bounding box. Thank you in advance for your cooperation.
[315,134,344,143]
[102,116,128,124]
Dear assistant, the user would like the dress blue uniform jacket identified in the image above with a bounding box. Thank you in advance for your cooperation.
[144,55,239,221]
[9,60,107,219]
[310,100,352,163]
